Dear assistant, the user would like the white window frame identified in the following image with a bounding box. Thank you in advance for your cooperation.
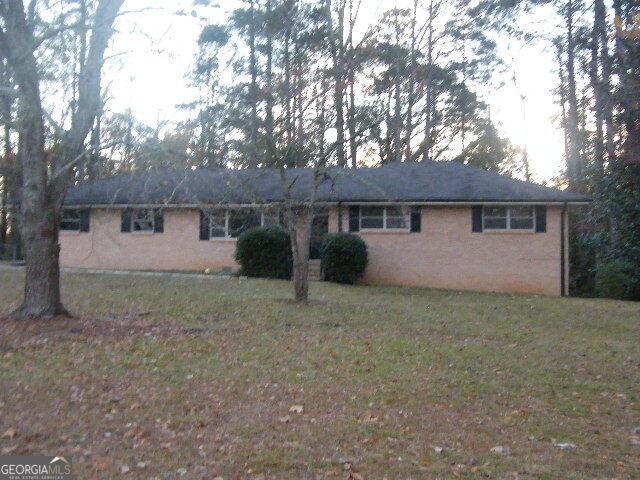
[208,210,228,239]
[359,206,409,231]
[207,209,278,240]
[131,208,155,233]
[60,209,81,232]
[482,205,535,232]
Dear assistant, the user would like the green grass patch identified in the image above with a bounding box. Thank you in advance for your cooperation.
[0,269,638,478]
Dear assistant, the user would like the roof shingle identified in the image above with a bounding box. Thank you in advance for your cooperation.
[64,161,591,206]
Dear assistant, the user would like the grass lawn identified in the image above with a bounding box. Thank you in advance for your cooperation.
[0,269,639,479]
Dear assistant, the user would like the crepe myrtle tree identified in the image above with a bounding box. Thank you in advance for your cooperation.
[271,125,375,302]
[262,78,380,301]
[267,142,315,302]
[0,0,125,318]
[274,143,329,303]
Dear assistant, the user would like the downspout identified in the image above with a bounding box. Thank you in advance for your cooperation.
[560,202,568,296]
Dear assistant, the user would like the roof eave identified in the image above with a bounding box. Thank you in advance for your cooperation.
[62,199,592,208]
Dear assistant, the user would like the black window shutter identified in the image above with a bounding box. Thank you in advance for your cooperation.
[535,205,547,233]
[79,209,90,232]
[410,206,422,232]
[199,210,210,240]
[348,206,360,232]
[154,208,164,233]
[121,209,132,232]
[472,206,483,232]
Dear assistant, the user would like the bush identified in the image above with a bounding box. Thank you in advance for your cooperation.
[320,233,368,284]
[594,258,640,300]
[235,226,292,279]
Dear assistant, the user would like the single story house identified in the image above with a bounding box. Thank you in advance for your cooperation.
[60,161,590,296]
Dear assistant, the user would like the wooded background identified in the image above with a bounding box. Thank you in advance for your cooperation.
[0,0,638,300]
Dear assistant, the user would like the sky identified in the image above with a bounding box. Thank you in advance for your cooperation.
[108,0,566,183]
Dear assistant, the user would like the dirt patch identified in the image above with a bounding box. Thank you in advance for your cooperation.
[0,315,212,351]
[278,298,328,307]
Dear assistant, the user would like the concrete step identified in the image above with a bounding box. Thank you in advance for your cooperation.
[308,260,323,281]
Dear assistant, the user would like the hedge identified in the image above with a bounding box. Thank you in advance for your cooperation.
[235,226,292,279]
[320,233,368,284]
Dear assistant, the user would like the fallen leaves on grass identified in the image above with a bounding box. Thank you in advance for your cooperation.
[359,412,379,423]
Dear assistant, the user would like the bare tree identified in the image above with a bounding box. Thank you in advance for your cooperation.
[326,0,347,167]
[0,0,124,319]
[0,57,14,252]
[562,0,584,186]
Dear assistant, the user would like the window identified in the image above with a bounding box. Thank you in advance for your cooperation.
[208,211,227,238]
[132,208,154,232]
[360,206,407,230]
[483,206,507,230]
[483,206,534,231]
[509,206,535,230]
[385,206,407,229]
[228,209,260,237]
[60,209,81,231]
[61,209,90,232]
[204,209,263,239]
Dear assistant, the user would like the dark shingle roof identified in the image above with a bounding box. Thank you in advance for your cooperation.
[64,161,591,206]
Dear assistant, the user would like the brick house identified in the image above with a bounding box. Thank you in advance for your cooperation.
[60,162,590,296]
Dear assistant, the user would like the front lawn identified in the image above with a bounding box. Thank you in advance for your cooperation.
[0,269,638,478]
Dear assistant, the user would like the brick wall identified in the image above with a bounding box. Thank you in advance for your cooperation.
[60,205,567,295]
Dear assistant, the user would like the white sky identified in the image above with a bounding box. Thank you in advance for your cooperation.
[107,0,566,183]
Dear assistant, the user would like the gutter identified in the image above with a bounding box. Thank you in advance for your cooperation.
[63,200,592,209]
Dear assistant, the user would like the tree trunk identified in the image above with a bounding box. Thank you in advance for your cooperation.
[556,44,571,166]
[248,0,259,165]
[87,103,102,181]
[284,23,293,144]
[347,52,357,167]
[292,33,299,140]
[0,176,6,253]
[346,0,358,168]
[589,9,605,177]
[392,11,403,163]
[564,0,584,186]
[405,0,418,162]
[327,0,347,167]
[290,206,312,302]
[265,0,275,162]
[2,0,123,319]
[0,60,12,251]
[422,0,435,162]
[14,206,66,318]
[318,80,327,159]
[594,0,614,162]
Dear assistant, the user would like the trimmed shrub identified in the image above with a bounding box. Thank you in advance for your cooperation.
[594,258,640,300]
[235,226,292,279]
[320,233,368,284]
